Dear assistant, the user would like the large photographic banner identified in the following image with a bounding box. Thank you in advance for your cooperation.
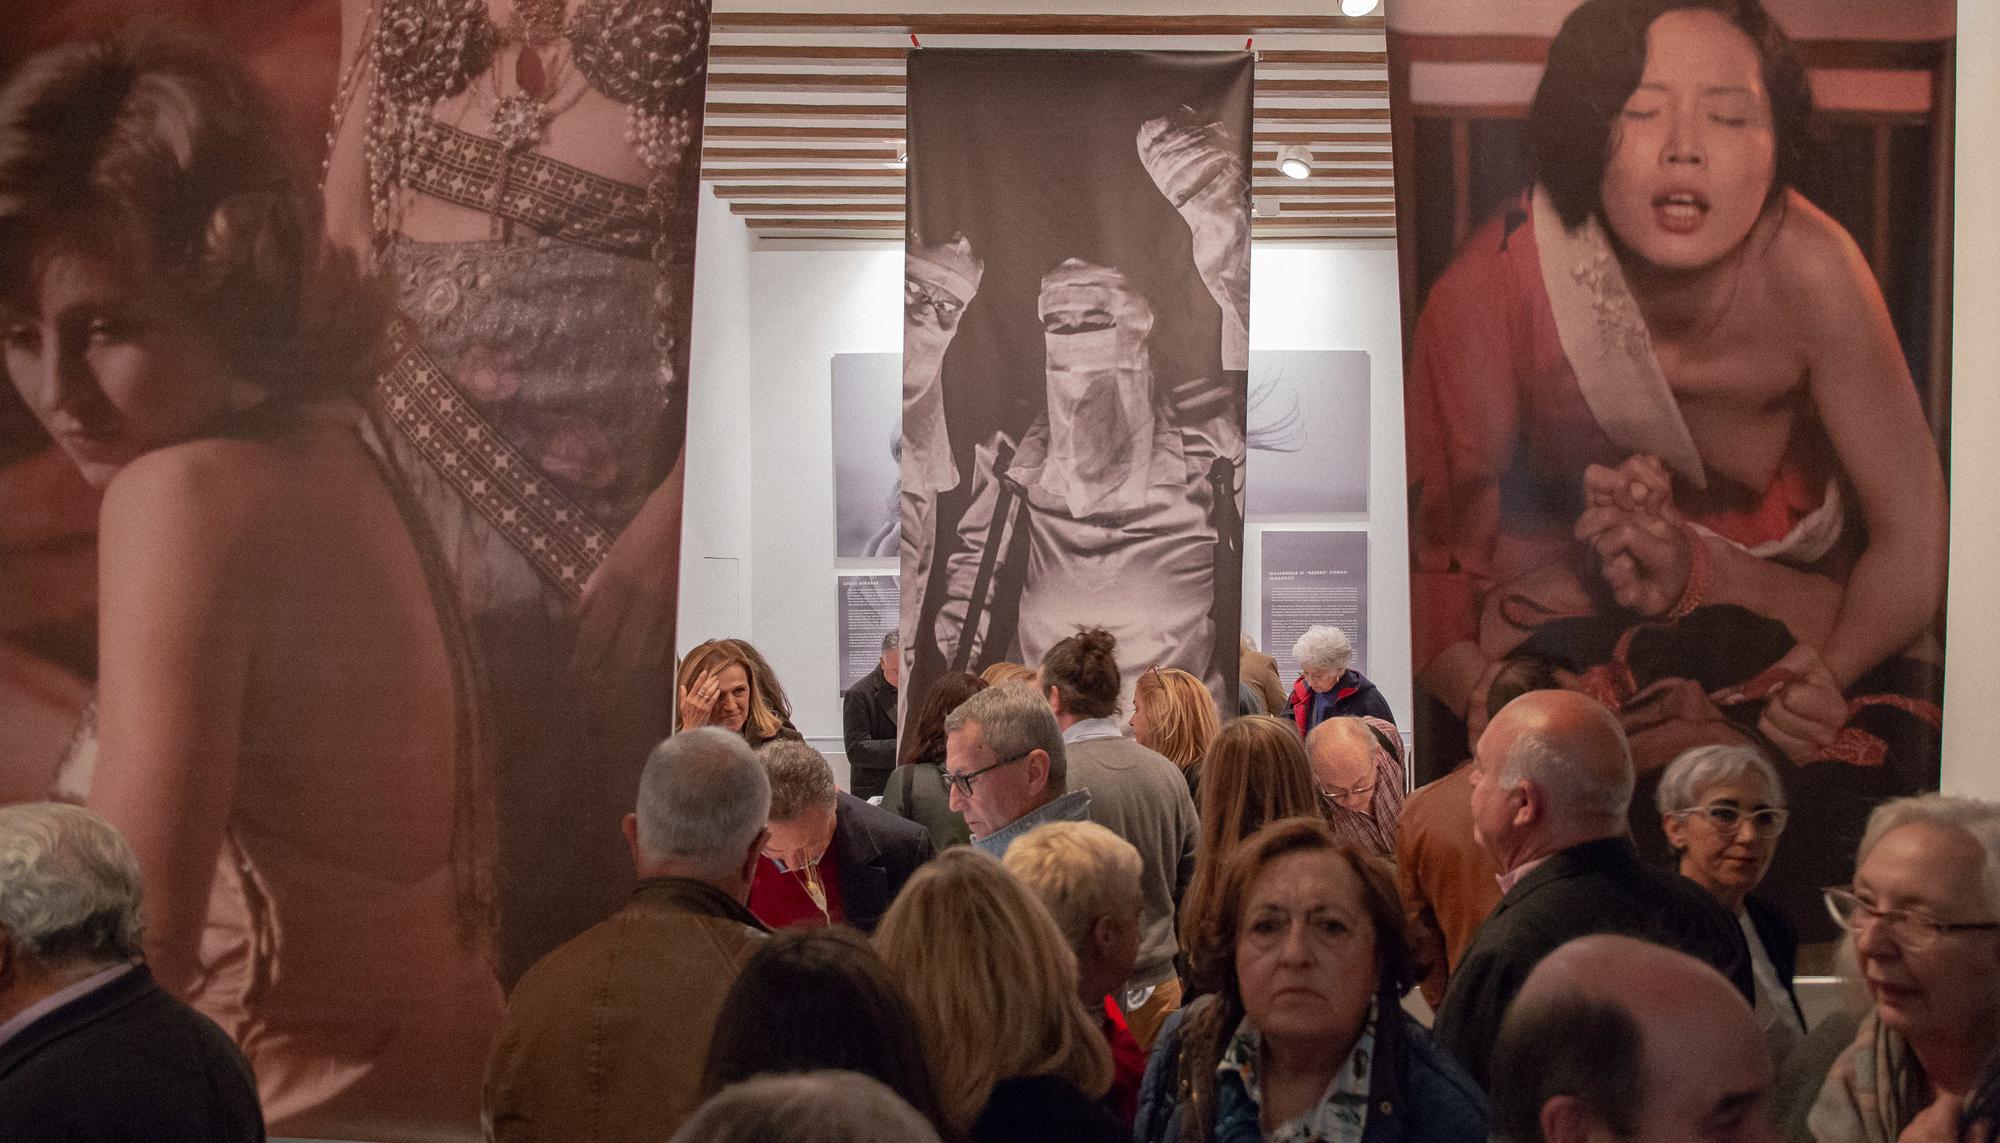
[1,2,710,1138]
[1389,0,1954,938]
[900,49,1252,720]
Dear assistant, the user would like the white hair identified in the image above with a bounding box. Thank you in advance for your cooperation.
[1292,625,1354,675]
[1655,745,1785,817]
[1498,711,1632,825]
[0,803,144,968]
[669,1071,942,1143]
[1859,794,2000,916]
[1000,821,1142,955]
[636,728,772,876]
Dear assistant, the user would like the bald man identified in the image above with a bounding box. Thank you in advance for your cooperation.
[1490,936,1778,1143]
[1433,690,1751,1088]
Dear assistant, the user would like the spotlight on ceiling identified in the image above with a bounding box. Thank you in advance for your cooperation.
[1340,0,1381,15]
[1276,145,1313,180]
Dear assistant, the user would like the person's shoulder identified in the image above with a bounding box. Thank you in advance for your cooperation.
[1395,1011,1491,1123]
[974,1074,1125,1143]
[99,437,275,537]
[1762,190,1876,313]
[841,791,932,849]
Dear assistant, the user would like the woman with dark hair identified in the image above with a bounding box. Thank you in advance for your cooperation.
[0,27,502,1135]
[700,927,953,1138]
[1179,715,1323,958]
[1408,0,1946,773]
[1136,818,1487,1143]
[1040,628,1200,1049]
[883,671,987,849]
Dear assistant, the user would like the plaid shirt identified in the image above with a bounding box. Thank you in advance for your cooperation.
[1321,716,1406,858]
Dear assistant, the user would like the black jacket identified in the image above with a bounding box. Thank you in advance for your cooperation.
[842,666,899,797]
[832,792,934,933]
[0,964,264,1142]
[1433,836,1754,1089]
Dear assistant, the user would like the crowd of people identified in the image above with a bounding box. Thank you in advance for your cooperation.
[0,6,1988,1143]
[8,613,2000,1142]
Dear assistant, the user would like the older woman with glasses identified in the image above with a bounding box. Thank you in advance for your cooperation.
[1792,795,2000,1143]
[1656,744,1804,1067]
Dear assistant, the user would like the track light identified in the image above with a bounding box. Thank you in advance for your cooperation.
[1276,145,1313,180]
[1340,0,1380,15]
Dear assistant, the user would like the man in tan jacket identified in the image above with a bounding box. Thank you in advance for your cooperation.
[483,728,773,1142]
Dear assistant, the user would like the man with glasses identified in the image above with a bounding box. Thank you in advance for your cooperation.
[1305,715,1408,857]
[946,683,1091,857]
[1435,689,1752,1089]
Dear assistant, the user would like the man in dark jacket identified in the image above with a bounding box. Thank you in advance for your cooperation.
[750,740,934,932]
[0,803,263,1142]
[843,630,900,799]
[1434,690,1752,1088]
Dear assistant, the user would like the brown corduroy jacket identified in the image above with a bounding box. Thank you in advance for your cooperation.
[482,877,770,1143]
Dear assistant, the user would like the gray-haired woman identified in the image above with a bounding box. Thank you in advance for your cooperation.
[1657,744,1806,1067]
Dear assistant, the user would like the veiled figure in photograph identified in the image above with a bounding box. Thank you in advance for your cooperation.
[907,79,1250,713]
[0,27,503,1137]
[323,0,711,982]
[1403,0,1948,921]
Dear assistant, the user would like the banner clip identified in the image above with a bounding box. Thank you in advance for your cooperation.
[911,33,922,49]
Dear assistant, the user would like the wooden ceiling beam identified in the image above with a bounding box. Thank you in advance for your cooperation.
[712,183,1395,201]
[704,45,1389,70]
[702,102,1392,122]
[706,72,1385,97]
[702,124,1391,144]
[709,14,1383,35]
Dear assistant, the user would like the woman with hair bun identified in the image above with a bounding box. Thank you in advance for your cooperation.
[0,26,500,1136]
[1039,628,1199,1049]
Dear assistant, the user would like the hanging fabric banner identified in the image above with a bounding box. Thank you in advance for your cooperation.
[1388,0,1954,939]
[900,48,1253,724]
[0,1,710,1138]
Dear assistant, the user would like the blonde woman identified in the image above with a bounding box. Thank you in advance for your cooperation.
[875,847,1121,1142]
[1130,666,1221,801]
[979,661,1039,688]
[675,639,800,750]
[1179,715,1324,966]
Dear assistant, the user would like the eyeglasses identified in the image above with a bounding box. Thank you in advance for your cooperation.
[942,750,1032,798]
[1823,886,2000,951]
[1676,802,1789,836]
[1318,778,1377,803]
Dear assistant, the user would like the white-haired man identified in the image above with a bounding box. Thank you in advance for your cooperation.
[484,728,774,1143]
[1001,821,1148,1125]
[1434,690,1751,1089]
[0,803,261,1139]
[1288,623,1396,734]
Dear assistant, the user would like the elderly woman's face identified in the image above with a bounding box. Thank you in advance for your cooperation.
[1663,773,1784,904]
[3,249,244,490]
[1235,849,1376,1046]
[1301,665,1341,694]
[1598,9,1777,272]
[1851,822,2000,1047]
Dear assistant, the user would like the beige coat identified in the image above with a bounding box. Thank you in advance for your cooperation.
[483,878,769,1143]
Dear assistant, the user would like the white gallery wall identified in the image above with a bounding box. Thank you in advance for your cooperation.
[683,215,1414,767]
[683,0,2000,792]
